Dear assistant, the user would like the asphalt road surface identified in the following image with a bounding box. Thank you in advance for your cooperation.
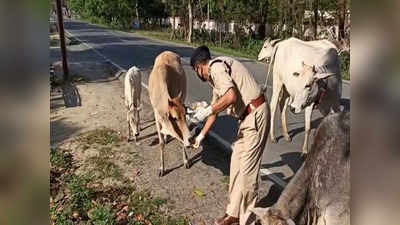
[64,19,350,185]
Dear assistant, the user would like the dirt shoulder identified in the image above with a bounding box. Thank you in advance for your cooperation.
[50,60,232,225]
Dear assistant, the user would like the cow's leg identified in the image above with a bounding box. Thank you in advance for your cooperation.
[302,104,314,155]
[127,110,132,142]
[270,79,283,143]
[154,114,166,176]
[158,139,165,177]
[133,108,140,146]
[279,88,291,142]
[182,146,190,169]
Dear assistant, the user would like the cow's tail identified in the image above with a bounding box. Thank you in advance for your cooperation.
[262,45,279,93]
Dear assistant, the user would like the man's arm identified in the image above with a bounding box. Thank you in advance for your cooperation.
[200,87,236,136]
[211,87,236,114]
[201,113,217,136]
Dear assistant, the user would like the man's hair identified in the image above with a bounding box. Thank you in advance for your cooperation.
[190,45,211,69]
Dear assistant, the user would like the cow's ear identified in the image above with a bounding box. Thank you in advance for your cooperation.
[302,61,313,71]
[251,207,270,218]
[312,65,317,73]
[177,91,182,99]
[168,98,175,107]
[315,72,335,80]
[286,218,296,225]
[271,39,281,47]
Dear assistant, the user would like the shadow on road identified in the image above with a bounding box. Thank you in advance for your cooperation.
[262,151,304,175]
[283,117,324,141]
[257,183,283,207]
[191,139,231,176]
[62,82,82,107]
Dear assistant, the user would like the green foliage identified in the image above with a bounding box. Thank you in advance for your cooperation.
[67,174,94,212]
[90,205,116,225]
[54,213,74,225]
[80,128,121,146]
[50,148,73,168]
[87,147,123,179]
[340,51,350,80]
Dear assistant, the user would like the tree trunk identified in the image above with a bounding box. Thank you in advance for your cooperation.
[187,0,193,43]
[338,0,347,41]
[170,6,176,39]
[313,0,319,40]
[207,0,210,21]
[135,1,140,28]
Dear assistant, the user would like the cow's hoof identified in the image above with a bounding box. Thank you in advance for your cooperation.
[158,169,165,177]
[135,141,141,146]
[284,136,292,142]
[127,138,133,143]
[184,161,191,169]
[271,138,278,143]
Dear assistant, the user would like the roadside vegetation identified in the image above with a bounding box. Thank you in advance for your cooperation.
[66,0,350,80]
[50,128,189,225]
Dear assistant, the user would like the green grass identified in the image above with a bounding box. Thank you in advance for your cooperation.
[67,174,94,213]
[134,30,258,60]
[50,148,73,169]
[89,205,116,225]
[86,146,123,180]
[128,191,188,225]
[80,128,121,146]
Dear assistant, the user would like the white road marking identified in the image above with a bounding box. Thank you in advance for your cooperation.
[65,27,286,188]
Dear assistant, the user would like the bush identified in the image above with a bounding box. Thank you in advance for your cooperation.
[340,51,350,80]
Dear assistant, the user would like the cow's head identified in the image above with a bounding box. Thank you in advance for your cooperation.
[289,62,335,114]
[167,92,191,147]
[251,207,295,225]
[258,38,281,62]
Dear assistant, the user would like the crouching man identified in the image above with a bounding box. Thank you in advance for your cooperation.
[190,46,270,225]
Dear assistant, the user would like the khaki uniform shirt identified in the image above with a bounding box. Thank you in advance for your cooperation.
[208,56,261,118]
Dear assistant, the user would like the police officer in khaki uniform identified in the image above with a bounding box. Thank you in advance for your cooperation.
[190,46,270,225]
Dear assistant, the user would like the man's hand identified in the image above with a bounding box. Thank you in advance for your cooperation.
[192,132,205,149]
[192,105,213,123]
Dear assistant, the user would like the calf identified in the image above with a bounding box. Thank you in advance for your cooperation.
[124,66,142,145]
[148,51,191,177]
[252,111,350,225]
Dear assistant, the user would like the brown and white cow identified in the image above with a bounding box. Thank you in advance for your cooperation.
[148,51,192,177]
[252,111,350,225]
[124,66,142,145]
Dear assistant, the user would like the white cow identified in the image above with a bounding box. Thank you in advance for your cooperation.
[258,37,342,155]
[124,66,142,145]
[148,51,192,177]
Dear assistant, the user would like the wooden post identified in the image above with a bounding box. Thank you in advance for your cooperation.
[56,0,69,81]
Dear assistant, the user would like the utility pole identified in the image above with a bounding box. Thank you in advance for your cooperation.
[56,0,69,81]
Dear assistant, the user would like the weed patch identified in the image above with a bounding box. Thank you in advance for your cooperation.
[80,128,121,146]
[50,129,189,225]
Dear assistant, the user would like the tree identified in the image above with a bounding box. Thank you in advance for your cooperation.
[188,0,193,42]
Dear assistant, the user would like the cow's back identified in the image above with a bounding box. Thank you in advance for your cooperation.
[276,38,340,76]
[299,112,350,225]
[124,66,142,108]
[149,51,186,118]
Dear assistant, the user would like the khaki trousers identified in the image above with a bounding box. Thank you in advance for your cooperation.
[226,102,270,225]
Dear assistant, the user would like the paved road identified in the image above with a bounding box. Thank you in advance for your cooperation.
[64,19,350,184]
